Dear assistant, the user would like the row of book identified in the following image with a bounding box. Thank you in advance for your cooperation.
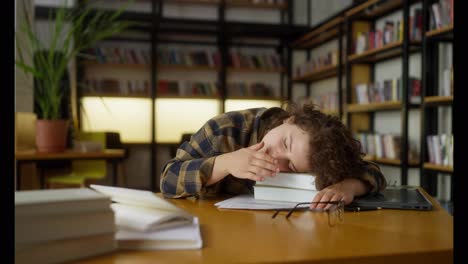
[82,78,151,95]
[354,8,423,55]
[83,78,151,95]
[355,77,421,105]
[229,51,283,70]
[158,49,221,67]
[227,82,276,97]
[355,20,403,54]
[430,0,453,30]
[84,47,150,65]
[427,134,453,167]
[355,132,419,161]
[158,80,219,96]
[293,51,338,78]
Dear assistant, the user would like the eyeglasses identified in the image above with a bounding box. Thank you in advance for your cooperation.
[272,201,345,227]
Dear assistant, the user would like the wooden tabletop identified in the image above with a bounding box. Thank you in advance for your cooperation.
[15,149,125,161]
[78,188,453,264]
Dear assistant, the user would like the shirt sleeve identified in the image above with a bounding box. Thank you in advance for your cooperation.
[159,123,222,199]
[355,160,387,195]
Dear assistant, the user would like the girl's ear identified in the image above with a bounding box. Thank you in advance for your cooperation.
[283,116,294,124]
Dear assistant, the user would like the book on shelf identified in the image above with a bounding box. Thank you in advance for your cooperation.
[356,132,419,161]
[254,173,318,203]
[354,77,421,104]
[90,184,202,250]
[430,0,453,30]
[426,134,453,166]
[16,233,116,264]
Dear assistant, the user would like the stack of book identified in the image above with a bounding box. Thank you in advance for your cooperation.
[254,173,318,203]
[15,188,116,264]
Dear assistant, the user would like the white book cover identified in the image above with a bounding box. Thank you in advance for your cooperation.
[15,233,116,264]
[255,172,316,191]
[253,186,319,203]
[15,188,112,216]
[90,185,194,232]
[116,217,202,250]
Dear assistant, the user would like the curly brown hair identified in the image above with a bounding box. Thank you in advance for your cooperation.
[264,102,366,190]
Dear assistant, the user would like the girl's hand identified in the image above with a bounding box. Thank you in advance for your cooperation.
[310,178,366,210]
[224,141,280,182]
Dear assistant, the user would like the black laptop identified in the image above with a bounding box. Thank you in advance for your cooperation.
[349,186,433,211]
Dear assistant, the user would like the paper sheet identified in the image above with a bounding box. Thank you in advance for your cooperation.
[215,194,309,210]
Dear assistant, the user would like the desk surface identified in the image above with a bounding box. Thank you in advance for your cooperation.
[15,149,125,160]
[79,188,453,264]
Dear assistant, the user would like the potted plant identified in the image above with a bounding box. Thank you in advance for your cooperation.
[15,0,134,152]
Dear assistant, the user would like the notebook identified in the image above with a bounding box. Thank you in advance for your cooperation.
[349,186,433,211]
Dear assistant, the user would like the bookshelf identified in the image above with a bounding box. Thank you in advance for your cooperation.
[289,10,347,118]
[420,0,453,210]
[343,0,425,185]
[34,0,309,191]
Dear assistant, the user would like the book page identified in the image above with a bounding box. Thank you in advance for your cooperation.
[90,185,179,212]
[111,203,192,232]
[116,217,202,250]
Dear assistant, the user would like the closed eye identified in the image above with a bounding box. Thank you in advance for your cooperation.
[283,137,288,150]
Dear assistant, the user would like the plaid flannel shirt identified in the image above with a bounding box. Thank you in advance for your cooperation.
[160,107,387,199]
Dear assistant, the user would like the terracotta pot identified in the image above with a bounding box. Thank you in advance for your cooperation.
[35,119,69,153]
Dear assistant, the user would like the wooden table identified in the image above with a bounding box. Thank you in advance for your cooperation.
[78,188,453,264]
[15,149,126,190]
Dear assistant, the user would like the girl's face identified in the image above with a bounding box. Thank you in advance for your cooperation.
[260,118,311,173]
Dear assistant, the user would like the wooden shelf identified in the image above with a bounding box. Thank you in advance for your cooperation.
[345,0,404,20]
[426,24,453,38]
[228,67,285,73]
[158,65,220,71]
[423,163,453,173]
[424,96,453,106]
[226,96,282,101]
[292,64,339,83]
[363,155,419,166]
[348,41,420,64]
[291,17,343,49]
[347,101,401,112]
[81,93,151,98]
[226,0,287,9]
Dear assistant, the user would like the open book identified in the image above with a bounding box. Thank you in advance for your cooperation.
[90,185,202,250]
[90,185,193,232]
